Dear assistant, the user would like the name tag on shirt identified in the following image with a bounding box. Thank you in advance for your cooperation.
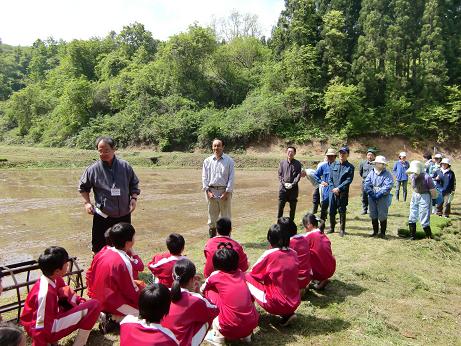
[111,188,121,196]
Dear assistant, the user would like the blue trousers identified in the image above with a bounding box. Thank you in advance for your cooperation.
[368,195,390,221]
[329,191,348,216]
[408,192,431,227]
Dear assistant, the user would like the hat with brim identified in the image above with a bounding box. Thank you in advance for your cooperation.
[441,158,451,166]
[367,147,377,154]
[372,155,388,165]
[406,160,423,175]
[399,151,407,158]
[325,148,337,156]
[434,153,442,159]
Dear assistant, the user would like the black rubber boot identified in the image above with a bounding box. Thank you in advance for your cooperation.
[423,226,433,239]
[328,215,335,234]
[339,213,346,237]
[370,219,379,237]
[312,203,319,214]
[209,227,217,238]
[379,220,387,238]
[409,223,417,240]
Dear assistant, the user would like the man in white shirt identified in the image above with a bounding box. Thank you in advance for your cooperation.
[202,139,235,237]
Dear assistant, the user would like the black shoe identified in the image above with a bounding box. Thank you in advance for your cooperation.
[208,227,217,238]
[423,226,433,239]
[409,223,417,240]
[99,313,119,334]
[280,313,297,327]
[370,219,379,237]
[379,220,387,238]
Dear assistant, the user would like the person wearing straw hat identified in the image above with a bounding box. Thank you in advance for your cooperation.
[328,146,354,237]
[392,152,409,201]
[363,156,394,238]
[314,148,337,221]
[407,161,437,239]
[433,158,456,218]
[359,148,377,215]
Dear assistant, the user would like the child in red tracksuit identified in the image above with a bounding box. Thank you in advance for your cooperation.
[203,217,248,278]
[120,284,178,346]
[89,222,141,330]
[20,246,101,346]
[302,213,336,290]
[246,224,301,327]
[278,217,312,291]
[148,233,186,288]
[162,259,219,346]
[201,246,259,345]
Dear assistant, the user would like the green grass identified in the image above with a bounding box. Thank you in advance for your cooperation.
[5,146,459,345]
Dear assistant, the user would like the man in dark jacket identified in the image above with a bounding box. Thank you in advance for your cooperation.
[278,146,302,221]
[328,146,355,237]
[433,158,456,217]
[359,148,377,214]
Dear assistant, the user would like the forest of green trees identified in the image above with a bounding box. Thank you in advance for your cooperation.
[0,0,460,150]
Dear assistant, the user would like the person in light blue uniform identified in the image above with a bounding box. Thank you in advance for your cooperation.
[392,152,409,201]
[407,161,437,240]
[364,156,394,238]
[314,148,337,221]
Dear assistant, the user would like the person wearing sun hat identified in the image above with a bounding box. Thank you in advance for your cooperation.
[406,160,437,239]
[363,156,394,238]
[359,147,377,215]
[327,146,354,237]
[392,152,409,201]
[313,148,337,221]
[432,158,456,217]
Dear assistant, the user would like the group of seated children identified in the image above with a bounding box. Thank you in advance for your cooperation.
[18,213,336,346]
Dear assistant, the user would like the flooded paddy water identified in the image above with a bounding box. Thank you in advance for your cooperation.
[0,167,361,271]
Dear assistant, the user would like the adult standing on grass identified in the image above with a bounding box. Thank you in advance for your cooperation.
[78,136,140,253]
[314,148,337,221]
[392,152,409,201]
[406,161,437,240]
[433,158,456,218]
[363,156,394,238]
[277,146,302,222]
[202,139,235,238]
[328,146,354,237]
[359,148,377,215]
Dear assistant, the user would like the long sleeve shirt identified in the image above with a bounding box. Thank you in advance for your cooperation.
[78,156,140,218]
[278,159,302,189]
[202,154,235,192]
[359,160,374,181]
[433,169,456,195]
[328,160,355,193]
[364,169,394,197]
[392,160,409,181]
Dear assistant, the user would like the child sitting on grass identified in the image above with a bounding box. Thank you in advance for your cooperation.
[148,233,186,288]
[201,246,259,344]
[20,246,101,346]
[162,258,218,346]
[246,224,300,327]
[89,223,141,332]
[278,217,312,293]
[302,213,336,290]
[120,284,179,346]
[203,217,248,278]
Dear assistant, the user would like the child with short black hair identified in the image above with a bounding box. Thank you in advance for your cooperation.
[278,217,312,291]
[0,322,26,346]
[89,223,141,331]
[20,246,101,346]
[120,284,179,345]
[201,246,259,345]
[148,233,186,288]
[203,217,248,278]
[162,259,218,346]
[246,224,300,327]
[302,213,336,290]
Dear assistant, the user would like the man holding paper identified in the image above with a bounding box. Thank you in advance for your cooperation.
[78,136,140,253]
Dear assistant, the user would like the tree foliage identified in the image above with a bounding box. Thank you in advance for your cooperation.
[0,1,460,150]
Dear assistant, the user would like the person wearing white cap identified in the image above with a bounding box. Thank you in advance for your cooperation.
[313,148,337,221]
[428,153,443,177]
[407,161,437,239]
[363,156,394,238]
[392,152,409,201]
[432,158,456,217]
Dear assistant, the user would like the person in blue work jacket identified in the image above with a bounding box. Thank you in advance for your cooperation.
[433,158,456,218]
[327,146,354,237]
[364,156,394,238]
[314,148,337,221]
[392,152,409,201]
[359,148,377,215]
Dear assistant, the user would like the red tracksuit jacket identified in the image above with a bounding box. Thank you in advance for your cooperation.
[120,315,179,346]
[289,234,313,288]
[148,252,186,288]
[304,230,336,281]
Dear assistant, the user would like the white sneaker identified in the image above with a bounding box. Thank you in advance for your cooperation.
[240,334,252,343]
[205,330,225,345]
